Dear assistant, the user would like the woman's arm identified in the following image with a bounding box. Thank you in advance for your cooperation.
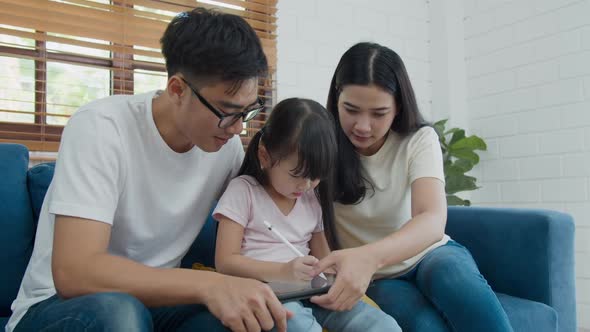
[311,177,447,311]
[365,177,447,269]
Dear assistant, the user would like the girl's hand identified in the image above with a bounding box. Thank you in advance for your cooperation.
[310,247,379,311]
[284,256,318,281]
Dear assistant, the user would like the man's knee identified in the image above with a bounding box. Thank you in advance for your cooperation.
[86,292,152,330]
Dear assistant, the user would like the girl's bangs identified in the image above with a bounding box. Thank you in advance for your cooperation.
[291,125,336,180]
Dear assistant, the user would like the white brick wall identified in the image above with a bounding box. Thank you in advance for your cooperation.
[277,0,432,119]
[464,0,590,329]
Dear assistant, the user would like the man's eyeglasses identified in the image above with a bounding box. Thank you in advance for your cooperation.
[181,77,265,129]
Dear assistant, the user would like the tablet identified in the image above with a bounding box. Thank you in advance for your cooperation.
[268,275,335,302]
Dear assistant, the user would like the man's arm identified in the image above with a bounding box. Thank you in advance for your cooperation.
[52,215,208,305]
[52,215,290,331]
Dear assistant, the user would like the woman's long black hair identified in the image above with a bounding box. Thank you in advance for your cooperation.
[239,98,340,249]
[327,42,427,205]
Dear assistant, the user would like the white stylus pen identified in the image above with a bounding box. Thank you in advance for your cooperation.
[263,220,328,280]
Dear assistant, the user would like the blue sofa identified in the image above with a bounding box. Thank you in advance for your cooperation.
[0,143,577,331]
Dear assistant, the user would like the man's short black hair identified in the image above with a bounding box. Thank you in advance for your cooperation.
[160,7,268,88]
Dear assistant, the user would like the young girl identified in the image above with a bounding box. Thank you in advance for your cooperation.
[213,98,401,332]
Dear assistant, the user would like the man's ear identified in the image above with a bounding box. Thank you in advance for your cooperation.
[258,144,271,170]
[167,76,185,103]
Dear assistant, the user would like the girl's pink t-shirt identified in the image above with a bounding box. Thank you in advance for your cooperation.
[213,175,323,263]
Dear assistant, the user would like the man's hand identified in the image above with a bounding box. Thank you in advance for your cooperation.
[204,274,292,332]
[284,256,318,281]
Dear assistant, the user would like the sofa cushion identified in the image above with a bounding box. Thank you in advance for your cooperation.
[0,144,35,317]
[27,162,55,223]
[0,316,8,329]
[497,292,557,332]
[181,209,218,269]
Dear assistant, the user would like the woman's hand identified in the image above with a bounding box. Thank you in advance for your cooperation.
[284,255,318,281]
[310,246,379,311]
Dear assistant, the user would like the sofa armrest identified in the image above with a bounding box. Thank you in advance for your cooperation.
[446,206,576,332]
[0,143,35,317]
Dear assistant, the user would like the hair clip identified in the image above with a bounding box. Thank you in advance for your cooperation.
[176,12,189,20]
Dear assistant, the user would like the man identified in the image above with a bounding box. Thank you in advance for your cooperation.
[7,8,289,332]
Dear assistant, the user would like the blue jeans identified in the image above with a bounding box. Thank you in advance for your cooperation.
[15,292,229,331]
[366,240,514,332]
[276,299,401,332]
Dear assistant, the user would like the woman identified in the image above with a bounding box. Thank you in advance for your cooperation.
[310,42,513,332]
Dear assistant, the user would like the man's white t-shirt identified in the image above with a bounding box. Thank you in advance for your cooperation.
[6,91,244,332]
[334,127,449,278]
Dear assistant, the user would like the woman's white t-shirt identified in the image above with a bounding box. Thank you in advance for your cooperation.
[335,127,449,278]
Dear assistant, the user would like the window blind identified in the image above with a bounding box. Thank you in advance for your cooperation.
[0,0,276,152]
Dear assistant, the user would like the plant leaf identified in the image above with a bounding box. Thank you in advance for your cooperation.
[444,128,461,135]
[445,174,478,194]
[433,119,448,128]
[433,120,447,141]
[444,164,466,176]
[435,118,487,205]
[449,129,466,146]
[449,149,480,164]
[453,159,474,172]
[447,194,469,206]
[450,136,487,151]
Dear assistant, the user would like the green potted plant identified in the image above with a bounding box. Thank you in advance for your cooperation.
[433,119,487,206]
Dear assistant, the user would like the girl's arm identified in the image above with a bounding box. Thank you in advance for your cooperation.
[215,216,317,282]
[309,231,338,275]
[215,216,287,282]
[309,231,331,260]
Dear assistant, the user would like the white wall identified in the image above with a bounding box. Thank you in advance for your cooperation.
[277,0,589,330]
[429,0,469,129]
[276,0,432,120]
[464,0,590,329]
